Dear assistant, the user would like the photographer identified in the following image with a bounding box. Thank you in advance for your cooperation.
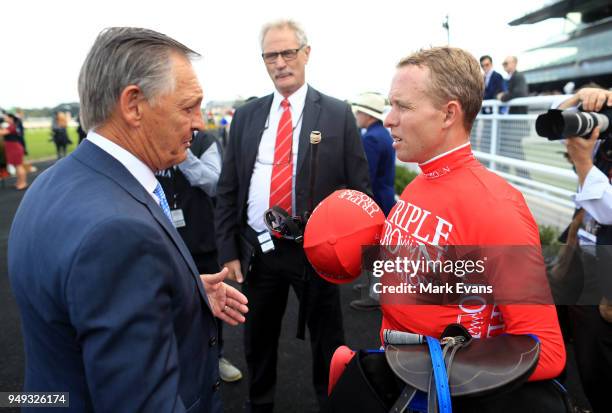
[557,87,612,412]
[560,91,612,225]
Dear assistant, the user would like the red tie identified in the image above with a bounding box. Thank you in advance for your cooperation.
[269,98,293,214]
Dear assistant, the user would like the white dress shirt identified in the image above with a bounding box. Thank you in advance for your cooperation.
[247,83,308,232]
[86,131,161,204]
[484,70,492,88]
[178,143,222,197]
[573,164,612,225]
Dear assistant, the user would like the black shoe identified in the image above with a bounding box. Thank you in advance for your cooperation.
[350,297,380,311]
[352,282,367,291]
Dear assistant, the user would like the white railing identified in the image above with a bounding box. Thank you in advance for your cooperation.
[474,97,577,228]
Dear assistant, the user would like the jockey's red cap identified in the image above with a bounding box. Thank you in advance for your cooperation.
[304,190,385,284]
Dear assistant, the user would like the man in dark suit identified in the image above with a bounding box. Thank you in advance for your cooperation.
[497,55,530,177]
[215,19,370,412]
[479,55,505,114]
[497,56,529,114]
[8,27,248,413]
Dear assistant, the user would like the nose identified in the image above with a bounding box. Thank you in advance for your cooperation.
[274,55,288,70]
[384,109,397,128]
[191,110,205,131]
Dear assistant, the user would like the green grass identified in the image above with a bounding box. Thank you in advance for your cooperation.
[395,165,419,195]
[24,127,79,160]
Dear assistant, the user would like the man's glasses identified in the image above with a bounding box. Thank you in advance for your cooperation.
[262,46,305,64]
[502,61,510,66]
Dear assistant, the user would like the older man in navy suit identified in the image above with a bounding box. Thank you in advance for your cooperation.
[8,27,248,413]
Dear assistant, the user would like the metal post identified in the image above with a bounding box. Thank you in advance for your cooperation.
[490,103,498,171]
[442,15,450,45]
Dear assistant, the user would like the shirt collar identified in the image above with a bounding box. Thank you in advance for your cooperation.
[86,131,159,198]
[272,82,308,114]
[418,142,475,179]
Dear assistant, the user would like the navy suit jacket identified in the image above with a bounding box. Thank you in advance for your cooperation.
[361,121,396,216]
[483,70,505,100]
[8,141,221,413]
[215,86,371,265]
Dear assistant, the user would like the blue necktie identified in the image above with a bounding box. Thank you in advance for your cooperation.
[153,182,173,223]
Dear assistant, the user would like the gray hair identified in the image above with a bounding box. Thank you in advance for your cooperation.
[78,27,200,131]
[260,19,308,50]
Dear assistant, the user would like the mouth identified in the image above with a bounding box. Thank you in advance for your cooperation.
[391,134,402,143]
[275,72,292,80]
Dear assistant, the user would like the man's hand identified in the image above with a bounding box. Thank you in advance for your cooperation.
[200,268,248,326]
[575,88,612,112]
[566,127,598,186]
[558,87,612,110]
[600,297,612,323]
[223,259,244,283]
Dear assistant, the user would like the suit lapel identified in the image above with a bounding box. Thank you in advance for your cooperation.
[72,141,212,310]
[243,95,274,182]
[296,86,321,176]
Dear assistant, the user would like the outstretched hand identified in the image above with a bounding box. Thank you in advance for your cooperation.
[200,267,248,326]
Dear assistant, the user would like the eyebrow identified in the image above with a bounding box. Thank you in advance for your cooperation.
[391,96,413,107]
[179,93,203,107]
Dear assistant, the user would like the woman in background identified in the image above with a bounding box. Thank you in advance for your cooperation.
[52,112,71,159]
[0,113,28,190]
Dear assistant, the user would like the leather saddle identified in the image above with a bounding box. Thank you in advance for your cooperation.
[384,324,540,413]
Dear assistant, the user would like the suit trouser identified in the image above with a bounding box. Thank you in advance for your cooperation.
[243,238,345,411]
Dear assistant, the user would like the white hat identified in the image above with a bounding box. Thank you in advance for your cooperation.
[351,92,386,121]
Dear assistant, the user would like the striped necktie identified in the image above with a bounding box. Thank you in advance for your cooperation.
[269,98,293,214]
[153,182,173,223]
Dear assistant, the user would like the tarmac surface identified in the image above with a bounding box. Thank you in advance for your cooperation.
[0,159,591,412]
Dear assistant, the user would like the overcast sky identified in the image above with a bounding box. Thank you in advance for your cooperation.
[0,0,567,109]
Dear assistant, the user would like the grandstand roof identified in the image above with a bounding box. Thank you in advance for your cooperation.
[510,0,612,89]
[510,0,612,25]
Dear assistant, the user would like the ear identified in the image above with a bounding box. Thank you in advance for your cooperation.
[118,85,145,127]
[303,45,311,64]
[442,100,463,129]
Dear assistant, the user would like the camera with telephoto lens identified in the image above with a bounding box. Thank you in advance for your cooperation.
[535,106,612,141]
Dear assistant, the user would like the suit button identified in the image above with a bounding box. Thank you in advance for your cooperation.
[212,379,221,392]
[209,336,217,347]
